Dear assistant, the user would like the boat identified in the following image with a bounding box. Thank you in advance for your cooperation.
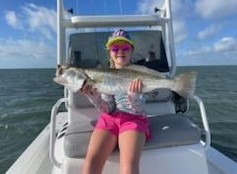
[6,0,237,173]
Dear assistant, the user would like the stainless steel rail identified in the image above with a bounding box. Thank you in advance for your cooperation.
[49,98,67,168]
[193,95,211,150]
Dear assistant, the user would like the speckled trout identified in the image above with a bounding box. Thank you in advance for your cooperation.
[54,65,197,98]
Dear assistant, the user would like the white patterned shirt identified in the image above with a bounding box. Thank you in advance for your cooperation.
[86,92,146,116]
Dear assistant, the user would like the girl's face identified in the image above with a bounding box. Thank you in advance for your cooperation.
[109,41,133,69]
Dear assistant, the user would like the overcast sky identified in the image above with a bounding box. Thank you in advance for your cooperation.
[0,0,237,69]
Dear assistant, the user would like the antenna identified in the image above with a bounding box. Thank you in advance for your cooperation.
[75,0,79,14]
[118,0,123,15]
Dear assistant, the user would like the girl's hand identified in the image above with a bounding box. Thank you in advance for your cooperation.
[128,78,142,93]
[80,84,97,95]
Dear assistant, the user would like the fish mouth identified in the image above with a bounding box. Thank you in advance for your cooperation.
[53,77,67,85]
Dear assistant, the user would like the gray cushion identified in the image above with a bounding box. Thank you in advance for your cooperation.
[64,114,200,158]
[70,88,173,109]
[69,92,94,108]
[144,88,172,103]
[144,115,200,150]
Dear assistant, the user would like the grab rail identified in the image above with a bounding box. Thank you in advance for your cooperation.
[66,15,163,28]
[49,98,67,168]
[193,95,211,150]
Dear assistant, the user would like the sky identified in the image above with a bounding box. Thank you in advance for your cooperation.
[0,0,237,69]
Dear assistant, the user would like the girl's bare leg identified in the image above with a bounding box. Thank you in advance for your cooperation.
[83,129,117,174]
[118,131,146,174]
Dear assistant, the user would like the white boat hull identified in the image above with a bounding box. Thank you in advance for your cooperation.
[6,125,52,174]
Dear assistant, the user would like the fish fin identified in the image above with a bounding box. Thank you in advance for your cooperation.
[124,65,166,78]
[172,71,197,98]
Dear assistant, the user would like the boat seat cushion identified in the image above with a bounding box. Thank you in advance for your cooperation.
[144,88,172,103]
[64,114,200,158]
[69,88,175,117]
[70,88,173,108]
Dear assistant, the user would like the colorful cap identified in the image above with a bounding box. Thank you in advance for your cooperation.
[106,29,134,49]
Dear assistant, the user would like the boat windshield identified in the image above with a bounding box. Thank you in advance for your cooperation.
[67,30,169,72]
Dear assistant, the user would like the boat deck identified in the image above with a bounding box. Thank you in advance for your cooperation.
[6,112,237,174]
[208,162,225,174]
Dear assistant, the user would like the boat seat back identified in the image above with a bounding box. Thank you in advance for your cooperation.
[68,88,176,123]
[69,91,94,109]
[63,114,201,158]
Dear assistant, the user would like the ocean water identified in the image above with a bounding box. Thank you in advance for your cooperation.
[0,66,237,173]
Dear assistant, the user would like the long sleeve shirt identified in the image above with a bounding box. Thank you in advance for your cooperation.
[86,92,146,116]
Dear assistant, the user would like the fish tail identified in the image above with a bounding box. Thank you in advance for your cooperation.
[172,71,197,98]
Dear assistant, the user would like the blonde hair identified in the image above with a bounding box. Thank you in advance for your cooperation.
[109,57,115,68]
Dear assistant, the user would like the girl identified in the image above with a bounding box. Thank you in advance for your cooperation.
[81,29,149,174]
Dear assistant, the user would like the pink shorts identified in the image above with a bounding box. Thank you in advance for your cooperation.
[95,111,151,140]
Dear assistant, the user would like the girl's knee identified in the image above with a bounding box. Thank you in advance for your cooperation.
[120,160,140,174]
[83,156,105,174]
[120,166,139,174]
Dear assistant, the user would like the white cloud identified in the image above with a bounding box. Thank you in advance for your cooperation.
[214,37,237,52]
[2,3,57,68]
[0,39,56,69]
[4,3,57,41]
[186,37,237,57]
[5,11,23,29]
[0,38,56,67]
[186,46,212,56]
[137,0,189,44]
[173,20,188,44]
[198,24,222,40]
[195,0,237,19]
[22,3,57,40]
[137,0,193,17]
[136,0,237,65]
[137,0,164,14]
[170,0,194,19]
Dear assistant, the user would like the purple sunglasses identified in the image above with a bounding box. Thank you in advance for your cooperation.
[110,44,132,53]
